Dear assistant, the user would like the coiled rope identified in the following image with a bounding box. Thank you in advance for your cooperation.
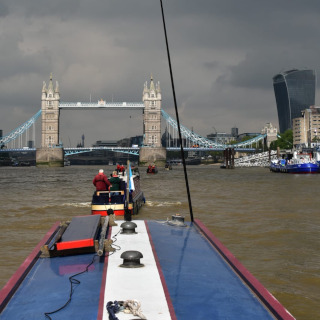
[123,300,146,319]
[106,301,120,320]
[106,299,146,320]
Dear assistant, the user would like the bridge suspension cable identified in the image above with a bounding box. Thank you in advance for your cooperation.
[0,109,41,148]
[161,109,267,149]
[162,109,225,149]
[2,107,269,151]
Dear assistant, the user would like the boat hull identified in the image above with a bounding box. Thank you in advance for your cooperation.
[91,175,145,216]
[147,169,158,174]
[0,218,295,320]
[91,192,145,216]
[270,162,319,173]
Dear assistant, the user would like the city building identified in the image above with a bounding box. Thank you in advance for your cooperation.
[207,132,235,145]
[207,127,239,145]
[92,140,118,148]
[273,69,316,133]
[0,130,3,149]
[237,132,261,141]
[91,140,119,158]
[130,135,143,147]
[293,106,320,148]
[231,127,238,137]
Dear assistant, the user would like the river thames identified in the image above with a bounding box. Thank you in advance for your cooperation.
[0,164,319,319]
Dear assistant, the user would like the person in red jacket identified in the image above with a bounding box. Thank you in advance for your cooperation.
[93,169,111,191]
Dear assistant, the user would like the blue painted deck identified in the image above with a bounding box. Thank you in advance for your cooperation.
[1,219,292,319]
[147,221,274,320]
[0,253,104,320]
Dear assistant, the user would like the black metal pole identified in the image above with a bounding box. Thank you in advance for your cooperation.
[159,0,194,222]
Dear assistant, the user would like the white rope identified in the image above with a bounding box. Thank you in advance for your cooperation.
[167,220,187,227]
[122,300,147,319]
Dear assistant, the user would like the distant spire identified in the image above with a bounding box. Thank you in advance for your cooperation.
[55,80,59,93]
[143,81,148,94]
[149,74,155,92]
[48,73,54,92]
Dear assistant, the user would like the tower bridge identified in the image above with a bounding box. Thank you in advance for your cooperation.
[1,74,273,167]
[34,73,165,166]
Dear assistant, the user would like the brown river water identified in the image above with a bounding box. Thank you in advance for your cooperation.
[0,165,319,319]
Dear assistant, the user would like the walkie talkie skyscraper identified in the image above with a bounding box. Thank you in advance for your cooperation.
[273,69,315,133]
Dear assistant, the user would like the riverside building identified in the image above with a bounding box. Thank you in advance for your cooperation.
[293,106,320,148]
[273,69,316,133]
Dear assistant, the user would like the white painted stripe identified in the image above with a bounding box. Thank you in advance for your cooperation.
[102,220,172,320]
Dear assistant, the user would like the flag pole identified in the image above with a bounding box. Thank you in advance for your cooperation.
[124,160,131,221]
[126,160,130,204]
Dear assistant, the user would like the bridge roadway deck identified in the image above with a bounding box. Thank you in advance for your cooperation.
[59,102,144,110]
[0,147,256,153]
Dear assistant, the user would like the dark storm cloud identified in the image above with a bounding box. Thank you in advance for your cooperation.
[2,0,320,145]
[217,47,320,90]
[0,35,51,81]
[0,2,9,17]
[6,0,81,19]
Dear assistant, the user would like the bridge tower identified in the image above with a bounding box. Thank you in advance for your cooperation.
[139,76,166,166]
[36,74,64,167]
[261,122,278,148]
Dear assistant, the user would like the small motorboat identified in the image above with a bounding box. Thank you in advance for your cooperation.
[164,163,172,170]
[147,165,158,174]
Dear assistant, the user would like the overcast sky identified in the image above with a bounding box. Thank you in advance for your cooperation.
[1,0,320,147]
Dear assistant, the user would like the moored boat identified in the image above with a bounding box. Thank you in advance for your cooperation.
[270,151,320,173]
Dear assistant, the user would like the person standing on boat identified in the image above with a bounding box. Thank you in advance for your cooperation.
[109,171,122,193]
[119,164,125,175]
[93,169,111,192]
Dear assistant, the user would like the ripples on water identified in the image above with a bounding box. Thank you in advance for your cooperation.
[0,165,319,319]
